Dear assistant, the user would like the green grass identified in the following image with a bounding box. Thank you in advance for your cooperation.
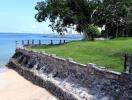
[30,38,132,72]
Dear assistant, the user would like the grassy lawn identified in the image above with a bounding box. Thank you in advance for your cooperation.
[30,38,132,72]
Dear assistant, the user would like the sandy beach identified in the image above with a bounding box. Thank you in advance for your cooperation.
[0,66,57,100]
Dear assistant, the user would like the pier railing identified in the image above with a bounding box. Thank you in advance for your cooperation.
[16,39,69,47]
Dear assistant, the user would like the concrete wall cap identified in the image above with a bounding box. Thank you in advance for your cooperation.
[66,58,74,62]
[87,63,96,67]
[50,54,56,57]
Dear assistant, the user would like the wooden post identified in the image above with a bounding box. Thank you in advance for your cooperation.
[51,40,53,45]
[27,40,30,45]
[32,40,34,45]
[60,40,62,44]
[39,40,41,46]
[124,53,128,72]
[64,40,66,43]
[129,55,132,73]
[22,40,24,45]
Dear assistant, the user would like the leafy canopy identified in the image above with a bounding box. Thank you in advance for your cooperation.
[86,24,101,35]
[35,0,132,38]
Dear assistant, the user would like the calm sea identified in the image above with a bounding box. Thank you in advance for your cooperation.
[0,33,82,65]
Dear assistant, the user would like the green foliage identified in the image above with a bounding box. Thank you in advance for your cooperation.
[87,25,101,35]
[35,0,132,39]
[97,0,132,38]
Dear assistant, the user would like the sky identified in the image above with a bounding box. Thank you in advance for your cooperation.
[0,0,53,34]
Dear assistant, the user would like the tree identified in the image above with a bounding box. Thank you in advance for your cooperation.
[86,24,101,40]
[126,5,132,36]
[94,0,132,38]
[35,0,132,39]
[35,0,102,40]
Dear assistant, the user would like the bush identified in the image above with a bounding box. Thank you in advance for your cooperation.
[87,24,101,35]
[86,24,101,40]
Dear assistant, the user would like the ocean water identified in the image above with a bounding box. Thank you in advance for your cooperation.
[0,33,82,65]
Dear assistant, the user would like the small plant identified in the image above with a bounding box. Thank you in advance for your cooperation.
[86,24,101,40]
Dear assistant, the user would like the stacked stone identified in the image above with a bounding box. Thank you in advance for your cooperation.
[7,48,132,100]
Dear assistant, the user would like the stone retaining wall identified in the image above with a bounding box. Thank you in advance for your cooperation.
[7,48,132,100]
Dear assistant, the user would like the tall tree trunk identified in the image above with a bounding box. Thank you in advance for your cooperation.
[82,31,89,40]
[91,33,94,41]
[116,24,119,38]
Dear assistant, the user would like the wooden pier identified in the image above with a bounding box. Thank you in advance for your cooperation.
[16,39,67,47]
